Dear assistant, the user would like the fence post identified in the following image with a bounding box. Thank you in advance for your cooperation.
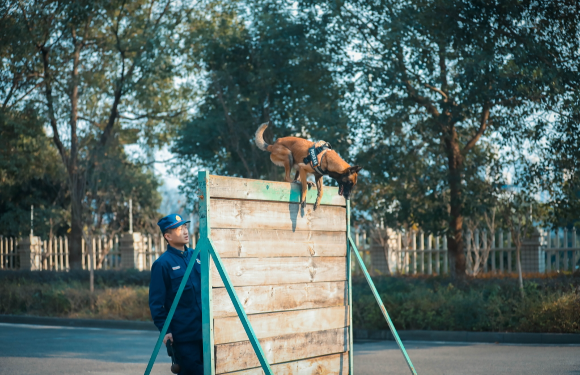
[18,235,41,270]
[521,228,545,273]
[119,232,143,269]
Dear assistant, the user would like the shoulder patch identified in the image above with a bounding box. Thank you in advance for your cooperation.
[172,266,180,270]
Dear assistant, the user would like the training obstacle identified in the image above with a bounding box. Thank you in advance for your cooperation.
[145,172,416,375]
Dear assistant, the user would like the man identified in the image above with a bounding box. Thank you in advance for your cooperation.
[149,214,203,375]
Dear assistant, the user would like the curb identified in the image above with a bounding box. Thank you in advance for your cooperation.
[0,315,157,331]
[2,315,579,344]
[354,329,580,344]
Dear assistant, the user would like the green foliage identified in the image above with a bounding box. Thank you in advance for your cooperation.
[174,0,349,186]
[353,275,580,333]
[299,0,580,275]
[534,91,580,228]
[0,108,69,237]
[84,138,162,234]
[1,0,196,264]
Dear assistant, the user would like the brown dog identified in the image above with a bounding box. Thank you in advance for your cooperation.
[255,123,362,210]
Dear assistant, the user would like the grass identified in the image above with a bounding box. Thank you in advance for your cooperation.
[0,279,151,321]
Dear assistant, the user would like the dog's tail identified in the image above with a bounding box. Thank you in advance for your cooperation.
[254,123,270,151]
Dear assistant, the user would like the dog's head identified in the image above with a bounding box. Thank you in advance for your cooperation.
[332,165,362,200]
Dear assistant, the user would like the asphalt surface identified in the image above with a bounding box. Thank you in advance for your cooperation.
[0,323,579,375]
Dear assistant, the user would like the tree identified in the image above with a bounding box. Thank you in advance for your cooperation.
[501,191,536,298]
[0,107,69,238]
[1,0,194,268]
[535,93,580,229]
[174,0,350,186]
[301,0,580,277]
[83,135,162,238]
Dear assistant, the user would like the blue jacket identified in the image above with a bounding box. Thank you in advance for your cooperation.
[149,245,202,342]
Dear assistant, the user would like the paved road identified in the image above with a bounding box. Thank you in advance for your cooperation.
[0,323,578,375]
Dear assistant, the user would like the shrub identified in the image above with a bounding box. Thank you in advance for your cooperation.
[352,274,580,333]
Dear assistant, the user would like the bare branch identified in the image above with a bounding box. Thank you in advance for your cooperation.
[119,106,193,121]
[6,80,45,109]
[40,46,68,168]
[462,102,491,155]
[424,83,448,101]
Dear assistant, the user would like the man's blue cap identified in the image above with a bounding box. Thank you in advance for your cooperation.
[157,214,191,233]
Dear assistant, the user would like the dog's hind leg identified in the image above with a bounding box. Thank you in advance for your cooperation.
[269,145,294,183]
[299,167,308,209]
[314,174,324,211]
[293,170,300,183]
[284,153,294,183]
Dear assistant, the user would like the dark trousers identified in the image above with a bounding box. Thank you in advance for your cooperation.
[175,340,203,375]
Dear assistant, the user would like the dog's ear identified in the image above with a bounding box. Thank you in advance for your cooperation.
[348,165,362,174]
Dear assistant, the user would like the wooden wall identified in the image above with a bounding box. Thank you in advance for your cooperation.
[208,175,349,375]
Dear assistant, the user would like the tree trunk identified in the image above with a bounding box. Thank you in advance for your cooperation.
[444,126,466,277]
[69,174,85,270]
[516,244,525,298]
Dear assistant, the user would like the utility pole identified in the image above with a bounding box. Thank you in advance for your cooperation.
[30,205,34,236]
[129,198,133,234]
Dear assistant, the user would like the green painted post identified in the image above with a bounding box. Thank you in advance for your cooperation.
[144,247,200,375]
[208,239,274,375]
[346,201,354,374]
[347,232,418,375]
[198,171,215,375]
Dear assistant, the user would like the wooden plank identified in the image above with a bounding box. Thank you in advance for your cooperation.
[209,175,346,206]
[222,352,349,375]
[211,228,346,258]
[210,199,346,232]
[211,257,347,287]
[215,328,348,374]
[214,305,349,345]
[212,281,346,318]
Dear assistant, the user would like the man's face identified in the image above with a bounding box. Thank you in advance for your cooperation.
[164,224,189,247]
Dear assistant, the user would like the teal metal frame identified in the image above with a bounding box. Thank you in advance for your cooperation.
[145,173,417,375]
[347,202,417,375]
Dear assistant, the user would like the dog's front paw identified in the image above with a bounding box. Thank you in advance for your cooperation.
[301,200,306,209]
[313,202,319,211]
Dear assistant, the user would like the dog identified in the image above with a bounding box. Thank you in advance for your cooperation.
[254,123,362,210]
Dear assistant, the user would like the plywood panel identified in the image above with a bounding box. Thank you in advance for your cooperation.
[215,328,348,374]
[210,199,346,232]
[211,228,346,258]
[222,352,349,375]
[211,257,346,287]
[212,281,346,318]
[214,306,349,345]
[209,175,346,206]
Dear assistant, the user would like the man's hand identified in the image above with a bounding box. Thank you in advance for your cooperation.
[163,333,173,345]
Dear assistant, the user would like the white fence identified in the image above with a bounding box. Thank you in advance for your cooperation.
[0,236,18,269]
[352,227,580,275]
[2,228,578,275]
[0,233,176,271]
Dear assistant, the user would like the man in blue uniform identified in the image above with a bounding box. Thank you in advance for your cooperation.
[149,214,203,375]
